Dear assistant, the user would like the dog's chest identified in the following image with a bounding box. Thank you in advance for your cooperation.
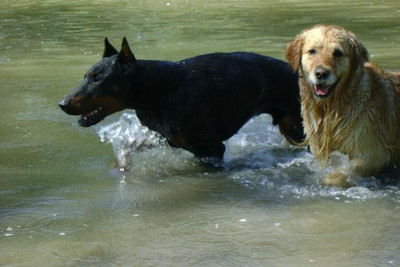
[304,107,362,158]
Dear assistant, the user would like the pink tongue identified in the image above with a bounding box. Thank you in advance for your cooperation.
[314,85,330,96]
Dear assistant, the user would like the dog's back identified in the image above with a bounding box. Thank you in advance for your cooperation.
[136,52,303,152]
[175,53,302,139]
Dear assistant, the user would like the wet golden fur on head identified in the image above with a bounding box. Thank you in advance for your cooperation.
[286,24,400,186]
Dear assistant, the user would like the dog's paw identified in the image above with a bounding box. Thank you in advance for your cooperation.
[323,171,354,188]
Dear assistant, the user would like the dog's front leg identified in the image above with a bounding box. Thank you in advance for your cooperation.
[323,157,382,187]
[323,168,353,187]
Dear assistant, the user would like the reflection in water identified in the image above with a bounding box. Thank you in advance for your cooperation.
[1,0,399,266]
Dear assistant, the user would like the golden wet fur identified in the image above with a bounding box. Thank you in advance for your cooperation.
[286,25,400,186]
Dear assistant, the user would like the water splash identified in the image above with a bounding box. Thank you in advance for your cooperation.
[96,112,399,202]
[97,112,164,168]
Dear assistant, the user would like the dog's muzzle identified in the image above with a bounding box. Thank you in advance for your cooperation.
[313,78,340,98]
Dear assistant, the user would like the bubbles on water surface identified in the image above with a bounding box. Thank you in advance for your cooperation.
[97,112,400,202]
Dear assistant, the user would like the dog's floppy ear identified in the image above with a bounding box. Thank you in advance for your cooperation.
[349,37,369,67]
[103,37,118,58]
[117,37,136,74]
[286,34,304,72]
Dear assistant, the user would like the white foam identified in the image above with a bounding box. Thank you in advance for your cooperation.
[97,112,164,167]
[96,113,399,201]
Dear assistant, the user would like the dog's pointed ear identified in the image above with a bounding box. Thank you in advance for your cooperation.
[103,37,118,58]
[286,34,304,72]
[117,37,136,74]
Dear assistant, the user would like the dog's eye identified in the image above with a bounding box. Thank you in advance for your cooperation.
[308,49,316,55]
[90,71,102,82]
[333,49,343,58]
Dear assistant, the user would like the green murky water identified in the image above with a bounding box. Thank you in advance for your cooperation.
[1,0,399,265]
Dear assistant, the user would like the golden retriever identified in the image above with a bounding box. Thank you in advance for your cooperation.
[286,24,400,186]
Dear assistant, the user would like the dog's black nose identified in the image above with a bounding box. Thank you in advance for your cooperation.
[315,67,330,80]
[58,99,69,112]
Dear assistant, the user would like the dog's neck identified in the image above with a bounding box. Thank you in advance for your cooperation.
[127,60,184,110]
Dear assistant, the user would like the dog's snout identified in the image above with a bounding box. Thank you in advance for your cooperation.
[315,67,330,80]
[59,98,70,112]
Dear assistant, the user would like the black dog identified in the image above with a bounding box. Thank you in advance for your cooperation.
[59,38,303,159]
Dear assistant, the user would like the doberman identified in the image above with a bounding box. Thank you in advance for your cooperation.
[59,38,304,159]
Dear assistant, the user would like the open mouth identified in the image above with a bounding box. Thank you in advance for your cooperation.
[78,106,106,127]
[313,78,340,98]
